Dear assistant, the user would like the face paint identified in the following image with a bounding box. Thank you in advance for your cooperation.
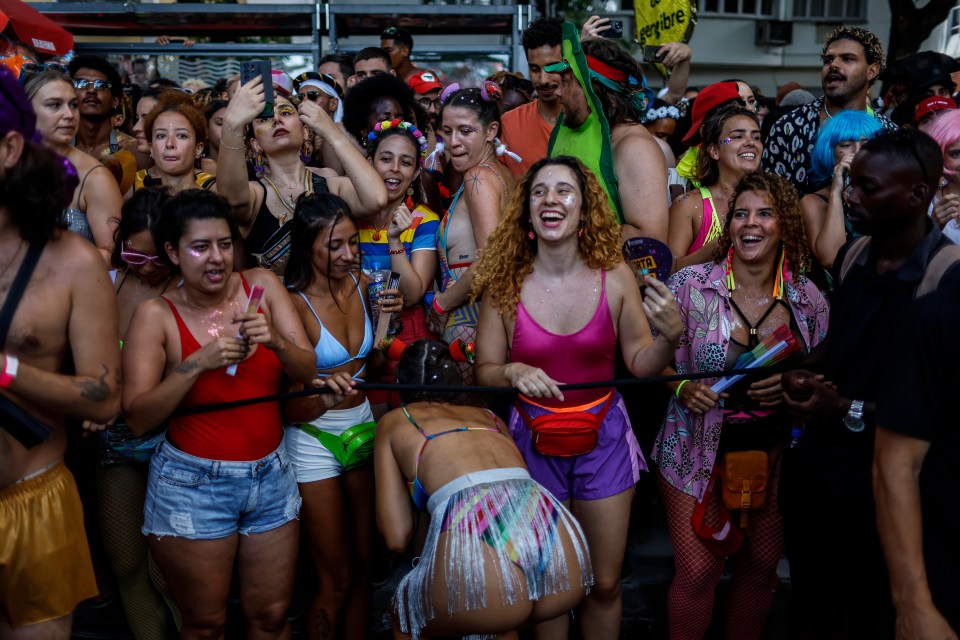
[187,248,204,258]
[561,195,577,207]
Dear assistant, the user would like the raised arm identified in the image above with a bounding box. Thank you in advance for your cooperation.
[616,129,670,242]
[657,43,693,106]
[299,100,388,217]
[215,77,265,228]
[386,204,437,303]
[812,157,853,269]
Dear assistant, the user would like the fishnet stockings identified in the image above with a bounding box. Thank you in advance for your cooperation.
[96,463,170,640]
[658,455,784,640]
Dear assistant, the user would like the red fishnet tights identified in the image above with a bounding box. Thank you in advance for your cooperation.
[658,458,784,640]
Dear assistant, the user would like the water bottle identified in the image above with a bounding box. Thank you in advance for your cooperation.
[366,262,390,331]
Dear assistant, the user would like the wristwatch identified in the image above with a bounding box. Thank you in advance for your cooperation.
[844,399,865,433]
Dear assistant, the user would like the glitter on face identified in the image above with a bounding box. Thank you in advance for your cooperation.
[187,248,203,258]
[561,195,577,207]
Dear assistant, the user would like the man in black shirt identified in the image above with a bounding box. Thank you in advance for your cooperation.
[781,129,954,639]
[874,286,960,636]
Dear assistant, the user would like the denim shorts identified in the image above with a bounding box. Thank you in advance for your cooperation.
[142,436,301,539]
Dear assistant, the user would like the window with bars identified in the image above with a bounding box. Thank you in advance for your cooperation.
[792,0,865,20]
[700,0,775,17]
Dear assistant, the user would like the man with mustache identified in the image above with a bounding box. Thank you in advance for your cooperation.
[499,17,564,179]
[762,26,896,191]
[68,55,147,193]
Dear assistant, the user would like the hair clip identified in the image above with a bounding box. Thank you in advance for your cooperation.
[440,83,461,104]
[480,80,502,103]
[494,138,522,164]
[426,140,445,170]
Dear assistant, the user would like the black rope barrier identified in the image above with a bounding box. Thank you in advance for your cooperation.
[175,363,794,417]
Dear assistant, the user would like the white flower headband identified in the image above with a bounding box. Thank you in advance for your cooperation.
[643,105,681,124]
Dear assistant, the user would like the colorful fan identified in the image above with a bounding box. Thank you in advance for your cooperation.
[710,324,800,393]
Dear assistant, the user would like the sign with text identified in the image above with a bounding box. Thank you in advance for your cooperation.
[633,0,697,47]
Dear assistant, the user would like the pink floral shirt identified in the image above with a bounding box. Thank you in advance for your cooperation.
[651,261,830,501]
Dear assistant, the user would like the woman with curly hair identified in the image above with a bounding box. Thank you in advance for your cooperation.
[652,171,829,640]
[474,156,682,639]
[667,105,761,273]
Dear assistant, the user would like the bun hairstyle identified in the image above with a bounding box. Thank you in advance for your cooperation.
[396,339,464,404]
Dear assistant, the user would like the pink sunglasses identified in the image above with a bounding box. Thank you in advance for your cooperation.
[121,248,165,267]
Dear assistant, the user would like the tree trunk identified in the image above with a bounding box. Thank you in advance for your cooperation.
[887,0,956,64]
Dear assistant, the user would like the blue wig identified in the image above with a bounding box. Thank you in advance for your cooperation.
[810,110,883,185]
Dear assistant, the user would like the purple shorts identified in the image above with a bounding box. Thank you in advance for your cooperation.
[508,392,647,502]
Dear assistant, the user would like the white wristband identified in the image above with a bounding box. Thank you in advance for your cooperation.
[1,354,19,388]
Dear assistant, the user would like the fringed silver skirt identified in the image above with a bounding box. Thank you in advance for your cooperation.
[394,467,593,639]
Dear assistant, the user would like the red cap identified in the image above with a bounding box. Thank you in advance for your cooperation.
[407,70,443,95]
[682,81,742,145]
[914,95,957,124]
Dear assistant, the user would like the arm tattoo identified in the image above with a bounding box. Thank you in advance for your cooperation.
[176,360,200,375]
[467,171,483,195]
[73,364,111,401]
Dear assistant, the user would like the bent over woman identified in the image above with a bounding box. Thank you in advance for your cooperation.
[375,340,592,639]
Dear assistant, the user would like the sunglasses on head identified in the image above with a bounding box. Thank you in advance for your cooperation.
[73,78,112,91]
[21,62,69,76]
[121,248,165,267]
[296,90,323,102]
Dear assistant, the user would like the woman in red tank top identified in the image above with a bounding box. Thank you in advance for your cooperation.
[121,189,339,639]
[473,156,683,639]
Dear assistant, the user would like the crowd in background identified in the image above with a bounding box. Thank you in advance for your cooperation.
[1,14,960,640]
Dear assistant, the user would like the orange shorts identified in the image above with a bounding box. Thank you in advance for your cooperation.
[0,460,98,628]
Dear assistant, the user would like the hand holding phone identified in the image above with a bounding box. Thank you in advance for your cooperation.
[643,45,666,64]
[240,60,274,119]
[606,19,624,39]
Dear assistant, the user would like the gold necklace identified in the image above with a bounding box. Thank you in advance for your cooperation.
[262,170,312,225]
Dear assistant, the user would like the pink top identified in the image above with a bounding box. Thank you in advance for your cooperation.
[688,186,720,255]
[510,270,616,408]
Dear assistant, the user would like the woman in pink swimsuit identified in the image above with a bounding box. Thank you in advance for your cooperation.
[667,105,761,274]
[473,156,682,640]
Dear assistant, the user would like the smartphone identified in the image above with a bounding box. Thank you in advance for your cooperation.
[643,44,666,64]
[240,59,274,118]
[605,19,624,39]
[226,285,265,377]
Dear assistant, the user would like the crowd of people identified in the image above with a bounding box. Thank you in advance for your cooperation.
[1,14,959,640]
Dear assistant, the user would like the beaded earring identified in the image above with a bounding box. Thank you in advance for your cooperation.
[528,230,536,240]
[725,245,736,291]
[254,148,265,176]
[299,142,310,164]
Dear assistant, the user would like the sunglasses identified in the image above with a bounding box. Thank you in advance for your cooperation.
[121,248,165,267]
[543,60,572,74]
[21,62,69,76]
[296,90,324,102]
[73,78,112,91]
